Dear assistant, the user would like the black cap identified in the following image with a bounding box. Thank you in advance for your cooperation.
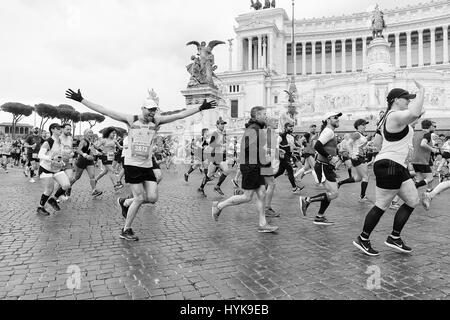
[387,88,416,102]
[216,117,227,125]
[354,119,369,129]
[48,123,61,133]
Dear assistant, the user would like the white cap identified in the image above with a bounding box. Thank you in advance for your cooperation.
[323,112,343,121]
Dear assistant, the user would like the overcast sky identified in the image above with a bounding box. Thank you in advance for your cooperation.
[0,0,426,133]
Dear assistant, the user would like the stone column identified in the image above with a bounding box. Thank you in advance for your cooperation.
[311,41,316,75]
[247,37,253,70]
[321,40,326,74]
[430,27,436,65]
[262,36,267,69]
[418,29,424,67]
[341,39,346,73]
[331,39,336,74]
[395,33,400,68]
[406,31,412,68]
[444,25,449,64]
[269,33,274,71]
[302,41,307,75]
[293,40,297,75]
[257,35,262,69]
[362,37,367,69]
[284,41,288,74]
[351,38,356,72]
[237,36,243,71]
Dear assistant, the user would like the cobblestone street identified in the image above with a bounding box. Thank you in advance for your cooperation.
[0,165,449,300]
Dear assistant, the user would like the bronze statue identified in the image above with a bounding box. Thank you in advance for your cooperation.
[263,0,271,9]
[271,0,276,7]
[371,4,386,38]
[186,40,225,87]
[250,0,262,10]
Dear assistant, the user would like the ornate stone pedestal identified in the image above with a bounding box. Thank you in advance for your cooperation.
[364,37,395,111]
[181,85,229,131]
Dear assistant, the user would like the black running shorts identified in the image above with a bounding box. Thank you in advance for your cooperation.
[75,157,95,169]
[374,159,412,189]
[442,152,450,160]
[241,170,265,190]
[351,156,366,167]
[100,155,113,166]
[412,164,432,174]
[314,161,337,183]
[151,156,160,170]
[124,165,157,184]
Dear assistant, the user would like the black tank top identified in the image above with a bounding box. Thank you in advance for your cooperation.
[279,133,292,157]
[81,139,91,155]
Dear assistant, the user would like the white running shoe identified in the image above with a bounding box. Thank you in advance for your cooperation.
[29,178,36,183]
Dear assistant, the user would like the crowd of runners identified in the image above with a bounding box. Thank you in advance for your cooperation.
[1,82,450,257]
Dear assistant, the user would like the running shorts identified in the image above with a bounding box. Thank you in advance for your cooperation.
[314,161,337,183]
[124,165,157,184]
[241,169,265,190]
[412,164,432,174]
[374,159,412,189]
[75,157,95,169]
[351,156,366,167]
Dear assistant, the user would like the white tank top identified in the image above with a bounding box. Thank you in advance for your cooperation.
[40,138,64,173]
[124,118,158,168]
[350,132,367,158]
[375,111,414,168]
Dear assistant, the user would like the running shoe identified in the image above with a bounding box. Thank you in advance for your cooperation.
[211,201,222,222]
[59,195,69,202]
[66,188,72,197]
[214,186,225,196]
[29,178,36,183]
[298,196,309,216]
[359,196,370,202]
[23,170,28,177]
[313,216,334,225]
[198,187,206,197]
[120,228,139,241]
[117,197,129,219]
[36,207,50,216]
[92,190,103,197]
[257,223,279,233]
[389,201,400,210]
[114,183,124,191]
[384,236,412,253]
[292,186,304,194]
[184,173,189,182]
[47,198,61,211]
[265,207,280,218]
[352,236,379,256]
[421,192,432,211]
[231,179,239,188]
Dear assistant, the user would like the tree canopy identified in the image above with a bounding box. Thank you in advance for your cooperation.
[1,102,34,138]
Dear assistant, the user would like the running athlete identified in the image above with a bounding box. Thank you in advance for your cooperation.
[298,112,342,225]
[0,135,13,172]
[262,117,280,218]
[58,123,75,200]
[24,128,44,183]
[184,128,209,182]
[422,179,450,210]
[294,125,319,183]
[334,133,353,179]
[95,127,124,191]
[353,83,424,256]
[337,119,371,202]
[198,118,230,197]
[66,88,216,241]
[211,106,278,233]
[411,119,438,190]
[70,129,103,197]
[436,136,450,181]
[36,123,71,216]
[274,122,302,193]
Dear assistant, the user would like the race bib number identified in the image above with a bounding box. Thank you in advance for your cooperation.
[32,153,38,159]
[130,128,155,160]
[107,151,115,161]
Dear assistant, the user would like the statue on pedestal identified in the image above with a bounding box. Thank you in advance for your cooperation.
[271,0,276,8]
[186,40,225,88]
[250,0,262,10]
[263,0,271,9]
[371,4,386,38]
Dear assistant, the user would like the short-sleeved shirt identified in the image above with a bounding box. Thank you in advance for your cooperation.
[25,135,44,155]
[317,127,337,163]
[411,131,432,165]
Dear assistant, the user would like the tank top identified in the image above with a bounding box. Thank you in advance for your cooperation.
[279,133,293,158]
[317,127,337,163]
[375,111,414,168]
[350,132,368,158]
[101,138,117,161]
[124,117,158,168]
[80,139,91,155]
[40,138,64,173]
[59,134,73,163]
[411,131,432,165]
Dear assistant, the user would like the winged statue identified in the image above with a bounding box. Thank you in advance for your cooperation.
[186,40,225,87]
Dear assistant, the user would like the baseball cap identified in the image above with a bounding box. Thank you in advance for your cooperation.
[48,123,61,132]
[354,119,369,129]
[386,88,416,102]
[216,117,227,125]
[323,112,342,121]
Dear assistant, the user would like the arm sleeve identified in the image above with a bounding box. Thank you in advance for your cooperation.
[38,143,52,161]
[314,141,330,158]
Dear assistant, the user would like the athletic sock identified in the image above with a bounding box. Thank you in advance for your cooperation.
[318,199,331,214]
[217,174,227,187]
[338,177,355,187]
[348,168,353,178]
[54,187,66,199]
[361,181,369,198]
[415,180,426,189]
[392,203,414,237]
[187,166,194,175]
[200,170,209,189]
[361,206,385,239]
[307,193,328,203]
[40,194,50,207]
